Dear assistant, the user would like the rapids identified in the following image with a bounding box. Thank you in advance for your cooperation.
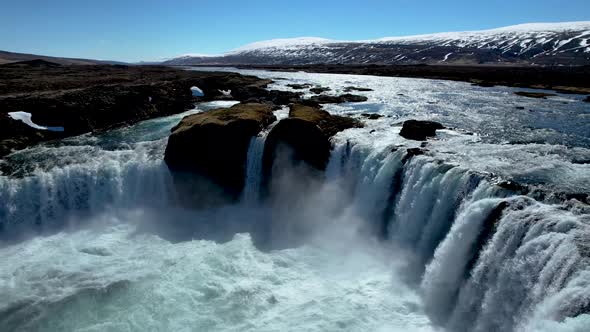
[1,70,589,332]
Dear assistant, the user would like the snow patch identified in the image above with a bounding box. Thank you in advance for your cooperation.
[8,112,64,132]
[229,37,336,53]
[190,86,204,97]
[218,89,232,97]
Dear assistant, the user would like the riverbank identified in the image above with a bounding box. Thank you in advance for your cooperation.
[226,64,590,95]
[0,62,271,156]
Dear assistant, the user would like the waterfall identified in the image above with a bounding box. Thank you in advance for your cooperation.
[242,134,267,205]
[325,140,590,331]
[1,131,588,332]
[445,200,590,332]
[0,141,176,239]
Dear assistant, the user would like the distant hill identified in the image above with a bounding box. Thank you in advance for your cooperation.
[0,50,124,65]
[164,22,590,67]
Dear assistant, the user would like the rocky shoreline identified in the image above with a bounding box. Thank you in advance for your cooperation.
[0,62,271,156]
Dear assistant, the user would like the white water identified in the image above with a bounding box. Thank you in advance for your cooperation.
[1,71,589,332]
[242,135,267,205]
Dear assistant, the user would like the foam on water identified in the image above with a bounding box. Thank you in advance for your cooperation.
[1,69,590,332]
[0,220,434,332]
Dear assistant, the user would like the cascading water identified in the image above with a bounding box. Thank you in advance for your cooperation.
[1,71,589,331]
[242,134,267,205]
[323,139,590,331]
[0,140,176,240]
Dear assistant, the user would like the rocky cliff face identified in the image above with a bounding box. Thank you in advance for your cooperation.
[261,104,362,197]
[164,103,277,205]
[163,102,362,206]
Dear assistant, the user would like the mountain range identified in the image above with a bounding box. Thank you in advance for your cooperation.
[164,22,590,66]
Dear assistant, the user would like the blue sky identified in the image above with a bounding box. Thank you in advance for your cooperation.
[1,0,588,62]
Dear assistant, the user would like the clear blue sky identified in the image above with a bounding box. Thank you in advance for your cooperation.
[1,0,588,62]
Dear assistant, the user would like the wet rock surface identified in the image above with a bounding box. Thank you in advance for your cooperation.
[309,86,330,94]
[262,104,362,191]
[343,86,373,92]
[306,93,368,104]
[286,83,312,90]
[164,103,277,205]
[399,119,445,141]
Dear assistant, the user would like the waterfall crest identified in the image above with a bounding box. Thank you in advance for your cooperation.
[1,134,588,332]
[323,140,590,331]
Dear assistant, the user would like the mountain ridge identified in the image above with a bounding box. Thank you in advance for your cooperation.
[165,21,590,66]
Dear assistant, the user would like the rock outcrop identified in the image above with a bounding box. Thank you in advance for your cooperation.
[361,113,383,120]
[164,103,277,205]
[0,64,274,157]
[286,83,312,90]
[262,104,362,188]
[231,86,302,105]
[399,119,445,141]
[310,86,330,94]
[306,93,368,104]
[344,86,373,92]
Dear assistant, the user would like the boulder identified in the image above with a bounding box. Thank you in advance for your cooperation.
[399,119,445,141]
[306,93,368,104]
[262,104,362,184]
[584,96,590,103]
[402,148,427,163]
[286,83,312,90]
[164,103,277,205]
[343,86,373,92]
[310,86,331,94]
[361,113,383,120]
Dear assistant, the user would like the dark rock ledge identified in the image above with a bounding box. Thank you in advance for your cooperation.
[399,120,445,141]
[164,103,277,205]
[163,102,362,206]
[261,104,362,196]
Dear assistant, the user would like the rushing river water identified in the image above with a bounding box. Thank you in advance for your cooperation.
[0,69,589,332]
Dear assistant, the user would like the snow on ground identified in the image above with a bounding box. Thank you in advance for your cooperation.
[8,112,64,132]
[190,86,204,97]
[229,37,336,53]
[173,21,590,60]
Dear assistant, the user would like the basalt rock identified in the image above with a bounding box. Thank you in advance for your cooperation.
[286,83,312,90]
[231,85,302,105]
[164,103,277,205]
[310,86,331,94]
[343,86,373,92]
[399,120,445,141]
[361,113,383,120]
[0,64,274,157]
[262,104,362,193]
[306,93,368,104]
[402,148,426,163]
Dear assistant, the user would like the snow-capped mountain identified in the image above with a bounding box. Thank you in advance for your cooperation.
[164,22,590,66]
